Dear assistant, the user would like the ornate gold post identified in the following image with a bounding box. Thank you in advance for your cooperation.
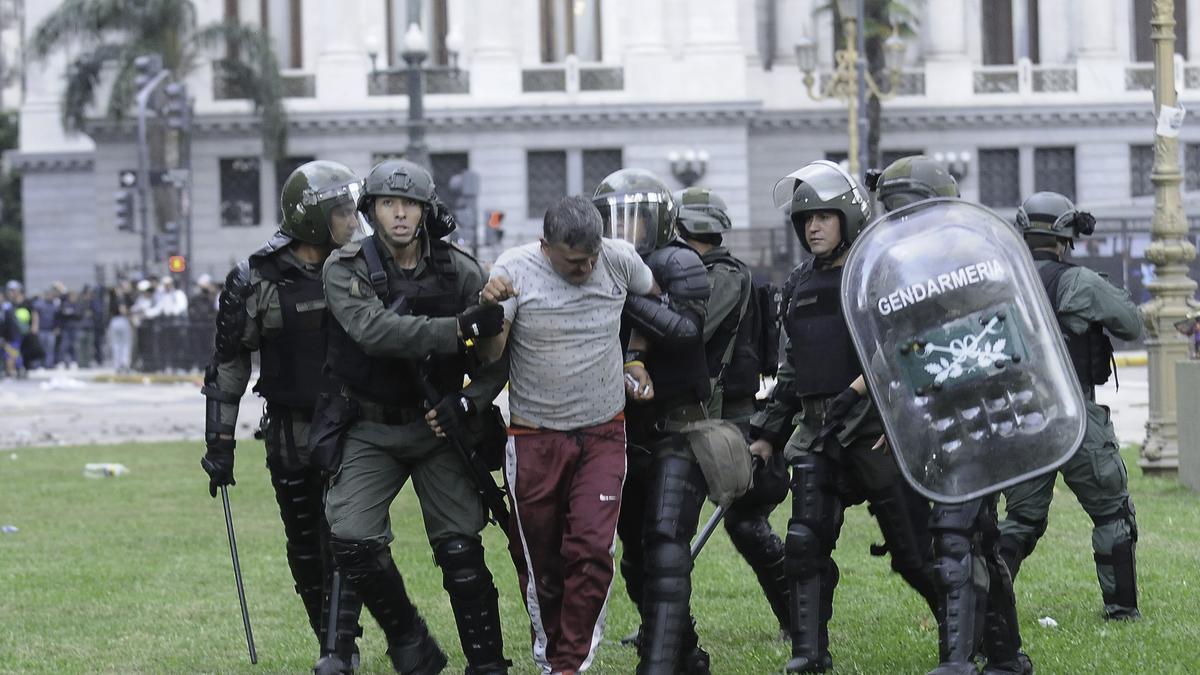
[1141,0,1197,474]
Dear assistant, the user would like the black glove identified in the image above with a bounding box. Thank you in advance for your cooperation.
[426,198,458,239]
[430,394,475,437]
[818,387,863,440]
[457,304,505,341]
[201,438,236,498]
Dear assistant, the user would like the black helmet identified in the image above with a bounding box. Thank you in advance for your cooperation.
[673,187,733,238]
[593,168,676,255]
[1015,191,1095,246]
[279,160,364,246]
[876,155,960,213]
[772,159,871,256]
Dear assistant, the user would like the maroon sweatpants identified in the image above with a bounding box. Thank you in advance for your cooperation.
[505,417,627,673]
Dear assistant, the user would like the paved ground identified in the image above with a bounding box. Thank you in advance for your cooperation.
[0,355,1150,450]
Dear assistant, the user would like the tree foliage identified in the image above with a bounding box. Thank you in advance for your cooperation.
[29,0,287,158]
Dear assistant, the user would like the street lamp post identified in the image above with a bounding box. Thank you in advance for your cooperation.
[401,23,431,169]
[367,24,464,170]
[1141,0,1198,474]
[794,0,905,181]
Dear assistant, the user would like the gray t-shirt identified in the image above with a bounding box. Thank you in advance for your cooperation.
[492,239,654,430]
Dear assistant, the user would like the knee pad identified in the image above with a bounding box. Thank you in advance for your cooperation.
[784,521,825,579]
[330,538,389,581]
[645,539,692,579]
[434,536,493,599]
[932,531,974,590]
[644,540,691,605]
[724,511,784,563]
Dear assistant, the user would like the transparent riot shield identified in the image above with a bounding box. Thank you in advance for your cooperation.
[841,198,1085,503]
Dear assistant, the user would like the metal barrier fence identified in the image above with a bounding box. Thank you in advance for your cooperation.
[131,315,215,373]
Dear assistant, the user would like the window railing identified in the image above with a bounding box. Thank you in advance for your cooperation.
[213,64,315,100]
[973,59,1076,95]
[1126,55,1185,92]
[521,55,623,93]
[367,67,470,96]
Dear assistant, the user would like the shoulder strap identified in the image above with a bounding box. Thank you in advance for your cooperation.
[361,236,391,300]
[1036,259,1073,313]
[430,239,459,285]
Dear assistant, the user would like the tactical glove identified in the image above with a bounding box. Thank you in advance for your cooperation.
[430,394,475,437]
[201,438,236,498]
[427,198,458,239]
[457,304,504,341]
[817,386,863,441]
[826,387,862,424]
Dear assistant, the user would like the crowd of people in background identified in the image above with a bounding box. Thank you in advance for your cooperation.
[0,274,220,378]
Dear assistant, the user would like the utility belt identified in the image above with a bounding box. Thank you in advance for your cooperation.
[265,402,314,424]
[354,399,427,426]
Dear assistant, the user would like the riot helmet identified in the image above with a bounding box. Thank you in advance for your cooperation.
[674,187,733,242]
[279,160,368,246]
[357,158,453,237]
[593,168,677,255]
[1015,191,1095,249]
[876,155,960,213]
[772,159,871,258]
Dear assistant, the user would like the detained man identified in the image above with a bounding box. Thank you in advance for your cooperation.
[475,195,654,674]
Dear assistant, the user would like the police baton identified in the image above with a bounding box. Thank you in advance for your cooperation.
[219,485,257,664]
[690,505,726,561]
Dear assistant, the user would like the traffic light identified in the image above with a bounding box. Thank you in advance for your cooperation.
[163,81,190,130]
[485,210,505,245]
[167,255,187,274]
[158,221,182,258]
[114,190,135,231]
[133,54,164,92]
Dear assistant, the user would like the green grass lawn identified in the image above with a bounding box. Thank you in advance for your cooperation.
[0,442,1196,674]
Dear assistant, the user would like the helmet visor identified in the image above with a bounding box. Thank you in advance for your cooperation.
[598,193,667,254]
[880,192,919,213]
[772,161,856,211]
[314,180,372,245]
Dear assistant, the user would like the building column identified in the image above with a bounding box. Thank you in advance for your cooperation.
[681,0,746,99]
[1076,0,1123,97]
[922,0,972,101]
[469,0,521,100]
[623,0,670,98]
[314,0,368,101]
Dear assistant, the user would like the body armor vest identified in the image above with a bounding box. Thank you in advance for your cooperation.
[326,236,467,407]
[701,250,751,382]
[784,262,861,397]
[1034,252,1114,392]
[250,248,335,410]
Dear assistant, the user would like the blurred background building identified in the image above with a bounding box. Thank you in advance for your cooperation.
[9,0,1200,296]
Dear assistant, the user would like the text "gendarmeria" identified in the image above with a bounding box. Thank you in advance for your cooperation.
[877,259,1004,316]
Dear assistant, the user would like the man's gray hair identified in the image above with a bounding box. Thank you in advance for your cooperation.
[544,195,603,253]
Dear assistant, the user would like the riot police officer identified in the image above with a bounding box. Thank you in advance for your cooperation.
[674,187,792,637]
[748,160,939,674]
[999,191,1142,621]
[321,159,510,674]
[200,160,369,674]
[875,155,1030,675]
[596,169,718,674]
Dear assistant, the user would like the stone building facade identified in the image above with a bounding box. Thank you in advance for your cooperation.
[11,0,1200,290]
